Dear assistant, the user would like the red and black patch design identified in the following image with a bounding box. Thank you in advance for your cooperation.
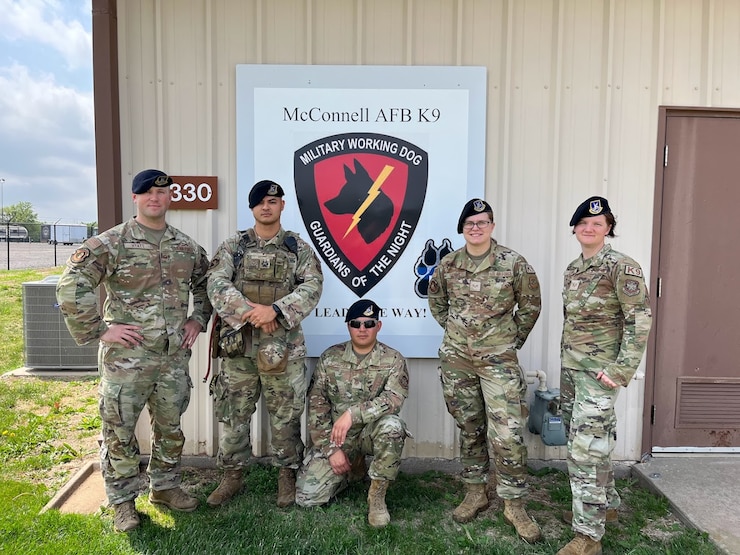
[295,133,428,296]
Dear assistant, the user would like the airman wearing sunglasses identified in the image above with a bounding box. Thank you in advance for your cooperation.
[296,299,410,529]
[428,198,542,543]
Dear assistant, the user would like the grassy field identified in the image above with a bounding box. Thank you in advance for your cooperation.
[0,268,720,554]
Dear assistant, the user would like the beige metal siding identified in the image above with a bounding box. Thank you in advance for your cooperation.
[119,0,740,461]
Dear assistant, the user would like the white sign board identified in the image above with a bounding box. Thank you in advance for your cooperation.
[237,65,486,357]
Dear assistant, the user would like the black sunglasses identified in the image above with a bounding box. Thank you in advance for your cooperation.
[349,319,377,329]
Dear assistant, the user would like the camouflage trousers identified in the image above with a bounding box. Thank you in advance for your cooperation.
[294,415,407,507]
[98,342,193,505]
[211,356,306,469]
[560,367,620,541]
[439,347,529,499]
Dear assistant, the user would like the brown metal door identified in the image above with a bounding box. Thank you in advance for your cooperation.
[650,112,740,449]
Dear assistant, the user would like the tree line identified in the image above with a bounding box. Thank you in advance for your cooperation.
[1,201,97,243]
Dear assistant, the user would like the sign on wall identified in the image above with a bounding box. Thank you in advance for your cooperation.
[169,176,218,210]
[237,65,486,357]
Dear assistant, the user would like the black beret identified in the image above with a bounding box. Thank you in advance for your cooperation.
[345,299,381,322]
[132,169,172,194]
[457,198,493,233]
[569,196,612,226]
[249,180,285,208]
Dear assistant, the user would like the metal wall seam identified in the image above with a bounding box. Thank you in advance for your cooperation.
[601,0,615,197]
[705,0,715,106]
[154,0,165,169]
[356,0,363,64]
[306,0,313,65]
[499,0,514,219]
[406,0,413,65]
[456,0,463,66]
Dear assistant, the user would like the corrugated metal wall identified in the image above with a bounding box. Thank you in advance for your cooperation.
[119,0,740,461]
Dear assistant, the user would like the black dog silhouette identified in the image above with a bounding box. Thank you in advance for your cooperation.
[324,159,394,244]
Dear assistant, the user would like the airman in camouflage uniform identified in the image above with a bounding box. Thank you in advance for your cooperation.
[206,180,323,508]
[557,196,652,555]
[428,198,542,543]
[55,169,213,532]
[296,299,410,528]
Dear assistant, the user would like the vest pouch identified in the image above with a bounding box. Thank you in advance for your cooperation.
[219,324,248,358]
[258,284,278,305]
[257,333,289,375]
[243,282,279,306]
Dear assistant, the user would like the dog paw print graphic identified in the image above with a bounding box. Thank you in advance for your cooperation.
[413,238,453,297]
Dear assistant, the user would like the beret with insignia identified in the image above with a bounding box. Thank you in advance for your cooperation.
[249,180,285,209]
[569,196,612,226]
[132,169,172,194]
[457,198,494,234]
[345,299,381,322]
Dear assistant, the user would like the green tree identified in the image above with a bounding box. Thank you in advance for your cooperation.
[2,201,41,241]
[2,201,38,224]
[83,220,98,238]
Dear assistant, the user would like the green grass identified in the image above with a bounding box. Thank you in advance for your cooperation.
[0,268,721,554]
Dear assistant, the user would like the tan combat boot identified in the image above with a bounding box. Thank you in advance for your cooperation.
[277,467,297,508]
[113,500,140,532]
[367,479,390,528]
[206,469,244,507]
[503,498,542,543]
[563,508,618,525]
[452,483,489,523]
[150,487,199,512]
[556,533,603,555]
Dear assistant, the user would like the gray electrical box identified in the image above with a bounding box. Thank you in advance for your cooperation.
[22,276,98,369]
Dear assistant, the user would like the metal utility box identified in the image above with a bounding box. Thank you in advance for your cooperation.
[23,276,98,369]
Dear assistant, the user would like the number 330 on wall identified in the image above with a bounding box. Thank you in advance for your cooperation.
[169,176,219,210]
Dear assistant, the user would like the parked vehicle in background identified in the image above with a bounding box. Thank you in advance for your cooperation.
[0,224,30,242]
[43,225,90,245]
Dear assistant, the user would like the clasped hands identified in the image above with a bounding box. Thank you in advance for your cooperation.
[241,300,279,333]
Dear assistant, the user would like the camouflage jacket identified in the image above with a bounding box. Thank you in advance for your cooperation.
[55,218,212,353]
[561,244,652,387]
[427,239,541,356]
[206,227,323,359]
[307,340,409,457]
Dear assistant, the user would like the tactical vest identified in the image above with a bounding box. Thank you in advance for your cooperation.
[233,228,299,305]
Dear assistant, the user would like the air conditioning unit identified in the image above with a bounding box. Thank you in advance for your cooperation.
[23,276,98,369]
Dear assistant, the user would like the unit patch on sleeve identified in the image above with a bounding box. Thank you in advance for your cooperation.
[428,278,439,294]
[70,247,90,264]
[623,279,640,297]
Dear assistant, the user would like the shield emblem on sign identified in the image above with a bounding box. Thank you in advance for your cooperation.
[294,133,428,296]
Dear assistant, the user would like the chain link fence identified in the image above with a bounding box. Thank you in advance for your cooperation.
[0,222,96,270]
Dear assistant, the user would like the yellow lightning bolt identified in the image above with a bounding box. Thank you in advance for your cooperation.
[343,165,394,238]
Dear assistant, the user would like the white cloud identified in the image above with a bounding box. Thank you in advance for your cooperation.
[0,1,95,224]
[0,0,92,70]
[0,63,96,223]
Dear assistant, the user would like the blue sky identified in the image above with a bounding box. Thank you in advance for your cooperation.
[0,0,96,224]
